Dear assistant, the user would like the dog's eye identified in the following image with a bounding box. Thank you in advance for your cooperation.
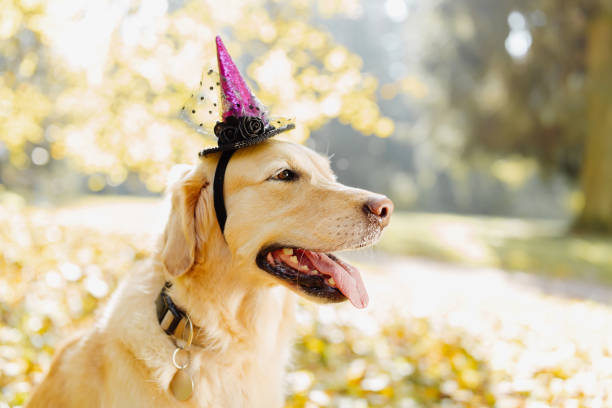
[272,169,298,182]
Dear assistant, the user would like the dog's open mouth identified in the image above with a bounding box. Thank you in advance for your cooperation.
[256,247,369,308]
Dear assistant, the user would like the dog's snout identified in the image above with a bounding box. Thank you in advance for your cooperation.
[363,196,394,227]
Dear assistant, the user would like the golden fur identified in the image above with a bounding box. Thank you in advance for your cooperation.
[27,139,391,407]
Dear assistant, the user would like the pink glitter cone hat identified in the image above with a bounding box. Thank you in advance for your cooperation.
[181,36,295,156]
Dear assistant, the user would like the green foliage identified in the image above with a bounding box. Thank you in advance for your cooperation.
[425,0,590,177]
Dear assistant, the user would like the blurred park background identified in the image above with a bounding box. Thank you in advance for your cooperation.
[2,0,612,406]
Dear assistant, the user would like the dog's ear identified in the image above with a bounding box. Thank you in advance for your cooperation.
[161,166,209,276]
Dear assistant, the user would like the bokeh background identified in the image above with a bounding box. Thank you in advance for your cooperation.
[2,0,612,407]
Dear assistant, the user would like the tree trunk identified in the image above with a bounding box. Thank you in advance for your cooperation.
[575,15,612,233]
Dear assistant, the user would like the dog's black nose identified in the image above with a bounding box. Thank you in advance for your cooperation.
[363,196,394,227]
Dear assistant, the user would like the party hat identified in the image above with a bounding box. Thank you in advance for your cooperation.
[181,36,294,156]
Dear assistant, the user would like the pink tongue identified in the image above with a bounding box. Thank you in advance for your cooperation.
[303,251,369,309]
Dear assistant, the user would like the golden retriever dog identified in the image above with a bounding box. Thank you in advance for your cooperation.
[27,139,393,407]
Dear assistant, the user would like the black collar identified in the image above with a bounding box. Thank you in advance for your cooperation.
[156,282,193,340]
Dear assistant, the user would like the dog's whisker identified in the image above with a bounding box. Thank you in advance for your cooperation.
[297,251,306,269]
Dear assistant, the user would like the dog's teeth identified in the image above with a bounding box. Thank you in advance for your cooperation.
[283,248,293,255]
[327,277,336,286]
[298,264,309,271]
[310,269,319,275]
[288,256,298,266]
[267,252,274,264]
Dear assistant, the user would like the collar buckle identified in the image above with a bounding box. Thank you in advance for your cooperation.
[156,283,189,339]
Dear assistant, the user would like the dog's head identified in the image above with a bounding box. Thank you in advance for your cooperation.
[160,139,392,308]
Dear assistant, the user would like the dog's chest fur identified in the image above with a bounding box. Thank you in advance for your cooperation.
[108,266,297,408]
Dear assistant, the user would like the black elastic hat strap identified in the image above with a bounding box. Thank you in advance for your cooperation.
[213,150,235,233]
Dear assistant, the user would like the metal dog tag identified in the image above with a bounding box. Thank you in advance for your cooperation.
[170,369,193,401]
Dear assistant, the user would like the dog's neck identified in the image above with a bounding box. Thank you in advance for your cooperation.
[101,258,295,406]
[161,253,295,353]
[154,190,297,356]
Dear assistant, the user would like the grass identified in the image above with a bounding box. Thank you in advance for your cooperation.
[376,212,612,285]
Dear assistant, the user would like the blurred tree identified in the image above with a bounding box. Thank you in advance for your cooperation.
[0,0,392,194]
[578,15,612,233]
[425,0,612,232]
